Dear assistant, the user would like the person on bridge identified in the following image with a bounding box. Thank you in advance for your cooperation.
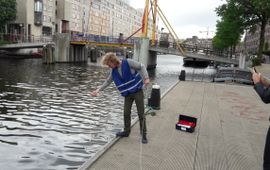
[91,52,150,144]
[252,69,270,169]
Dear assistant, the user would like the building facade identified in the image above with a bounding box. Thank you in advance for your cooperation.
[56,0,90,34]
[7,0,154,40]
[87,0,153,38]
[7,0,57,40]
[245,24,270,54]
[43,0,56,35]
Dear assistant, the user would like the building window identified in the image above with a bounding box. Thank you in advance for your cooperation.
[42,26,52,36]
[34,0,43,12]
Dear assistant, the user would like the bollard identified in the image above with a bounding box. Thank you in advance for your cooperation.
[148,84,160,110]
[179,70,186,81]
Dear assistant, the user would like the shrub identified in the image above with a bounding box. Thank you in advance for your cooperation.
[251,57,261,67]
[0,40,10,45]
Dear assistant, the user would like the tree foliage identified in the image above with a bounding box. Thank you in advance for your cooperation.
[213,1,244,55]
[214,0,270,64]
[0,0,16,32]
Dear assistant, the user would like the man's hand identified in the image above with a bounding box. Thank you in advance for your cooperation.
[90,89,100,97]
[252,72,261,84]
[144,78,150,86]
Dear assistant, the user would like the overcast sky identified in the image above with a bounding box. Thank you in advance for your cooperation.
[129,0,225,39]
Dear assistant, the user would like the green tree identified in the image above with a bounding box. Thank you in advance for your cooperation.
[216,0,270,65]
[0,0,16,32]
[214,1,244,57]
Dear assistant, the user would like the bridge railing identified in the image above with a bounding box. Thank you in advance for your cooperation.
[0,33,53,44]
[70,33,138,45]
[150,39,238,59]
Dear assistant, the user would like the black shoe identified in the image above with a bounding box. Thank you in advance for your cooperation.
[116,131,129,137]
[142,136,148,144]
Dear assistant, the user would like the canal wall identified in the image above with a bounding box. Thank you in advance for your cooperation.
[133,38,157,69]
[54,33,70,62]
[51,33,88,63]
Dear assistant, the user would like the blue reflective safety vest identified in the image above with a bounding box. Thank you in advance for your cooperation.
[112,60,143,96]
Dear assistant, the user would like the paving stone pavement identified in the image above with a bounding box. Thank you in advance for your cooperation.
[80,77,270,170]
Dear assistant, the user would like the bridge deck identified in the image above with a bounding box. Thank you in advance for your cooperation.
[0,42,53,49]
[80,80,269,170]
[150,46,238,65]
[70,41,134,48]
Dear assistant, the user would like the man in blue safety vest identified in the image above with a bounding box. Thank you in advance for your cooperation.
[91,52,150,144]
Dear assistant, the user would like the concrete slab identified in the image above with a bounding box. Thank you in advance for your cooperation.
[81,81,270,170]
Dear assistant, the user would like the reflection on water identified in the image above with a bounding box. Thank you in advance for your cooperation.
[0,55,215,170]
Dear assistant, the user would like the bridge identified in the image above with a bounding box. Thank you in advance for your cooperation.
[0,34,53,49]
[0,32,239,67]
[0,34,54,59]
[0,42,53,50]
[149,45,238,65]
[68,33,239,66]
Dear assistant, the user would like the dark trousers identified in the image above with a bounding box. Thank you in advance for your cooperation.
[264,126,270,170]
[123,90,147,136]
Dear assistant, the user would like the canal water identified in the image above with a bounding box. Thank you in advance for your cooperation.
[0,55,216,170]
